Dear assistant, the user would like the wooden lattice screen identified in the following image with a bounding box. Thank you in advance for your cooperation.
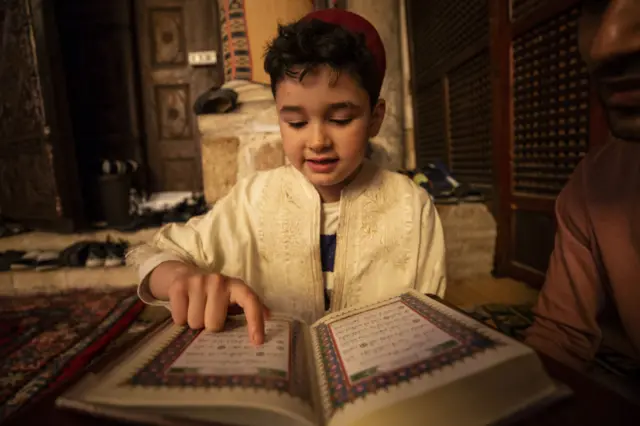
[415,82,447,164]
[510,0,547,21]
[490,0,607,287]
[407,0,608,286]
[449,52,493,186]
[407,0,492,189]
[512,6,590,196]
[410,0,488,75]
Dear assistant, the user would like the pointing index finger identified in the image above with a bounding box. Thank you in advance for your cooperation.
[227,280,266,345]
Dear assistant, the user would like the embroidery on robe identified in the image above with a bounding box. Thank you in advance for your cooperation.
[257,167,319,322]
[341,170,416,307]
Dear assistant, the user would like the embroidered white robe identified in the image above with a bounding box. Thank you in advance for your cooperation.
[129,161,446,324]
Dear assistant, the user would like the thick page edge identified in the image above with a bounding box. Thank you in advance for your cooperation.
[302,323,325,426]
[56,378,212,426]
[328,351,569,426]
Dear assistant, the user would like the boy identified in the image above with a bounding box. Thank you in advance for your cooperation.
[128,9,446,346]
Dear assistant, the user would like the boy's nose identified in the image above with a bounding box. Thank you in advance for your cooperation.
[308,125,332,151]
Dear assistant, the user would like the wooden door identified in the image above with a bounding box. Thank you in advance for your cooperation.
[0,0,84,231]
[490,0,609,287]
[407,0,494,193]
[136,0,222,192]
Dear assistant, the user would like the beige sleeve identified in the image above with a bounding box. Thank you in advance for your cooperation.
[135,253,184,307]
[415,195,447,298]
[127,174,265,306]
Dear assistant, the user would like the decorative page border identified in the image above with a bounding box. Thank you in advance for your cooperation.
[314,292,503,414]
[123,319,309,402]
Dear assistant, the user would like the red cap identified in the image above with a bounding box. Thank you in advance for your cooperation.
[303,9,386,91]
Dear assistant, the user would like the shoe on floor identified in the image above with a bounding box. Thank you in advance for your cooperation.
[10,251,41,270]
[86,244,106,268]
[59,241,94,268]
[0,250,26,272]
[104,238,128,268]
[34,251,61,271]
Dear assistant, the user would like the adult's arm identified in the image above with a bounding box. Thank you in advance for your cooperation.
[524,161,605,370]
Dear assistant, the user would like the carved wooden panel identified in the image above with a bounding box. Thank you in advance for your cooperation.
[512,7,589,196]
[414,82,448,166]
[448,51,492,185]
[155,84,192,140]
[510,0,547,22]
[150,7,187,66]
[0,0,58,218]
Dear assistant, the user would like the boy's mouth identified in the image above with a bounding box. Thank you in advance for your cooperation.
[307,157,338,164]
[306,157,339,173]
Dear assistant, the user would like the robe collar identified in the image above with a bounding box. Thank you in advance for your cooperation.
[284,160,380,206]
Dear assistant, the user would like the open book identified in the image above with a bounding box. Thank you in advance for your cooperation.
[57,291,570,426]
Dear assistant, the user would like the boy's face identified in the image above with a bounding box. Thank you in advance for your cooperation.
[275,65,385,202]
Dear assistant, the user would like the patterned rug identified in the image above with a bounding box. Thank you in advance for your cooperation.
[0,288,144,422]
[464,303,640,380]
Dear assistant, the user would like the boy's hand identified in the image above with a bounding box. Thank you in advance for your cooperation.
[160,265,268,345]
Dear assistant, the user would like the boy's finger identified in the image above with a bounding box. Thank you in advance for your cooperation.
[187,284,206,329]
[228,281,265,346]
[168,286,188,325]
[205,280,228,332]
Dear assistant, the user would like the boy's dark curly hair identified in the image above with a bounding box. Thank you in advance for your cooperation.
[264,19,380,109]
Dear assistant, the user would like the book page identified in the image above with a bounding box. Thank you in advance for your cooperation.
[83,315,318,426]
[310,291,539,426]
[329,301,458,384]
[166,320,291,378]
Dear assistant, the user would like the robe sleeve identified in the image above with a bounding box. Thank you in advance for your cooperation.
[415,194,447,298]
[524,161,604,370]
[127,175,264,306]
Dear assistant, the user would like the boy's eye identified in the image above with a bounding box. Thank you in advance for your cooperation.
[330,118,353,126]
[288,121,307,129]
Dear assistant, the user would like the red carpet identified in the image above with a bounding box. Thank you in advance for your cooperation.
[0,288,143,421]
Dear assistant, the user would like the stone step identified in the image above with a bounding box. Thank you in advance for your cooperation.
[0,266,137,296]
